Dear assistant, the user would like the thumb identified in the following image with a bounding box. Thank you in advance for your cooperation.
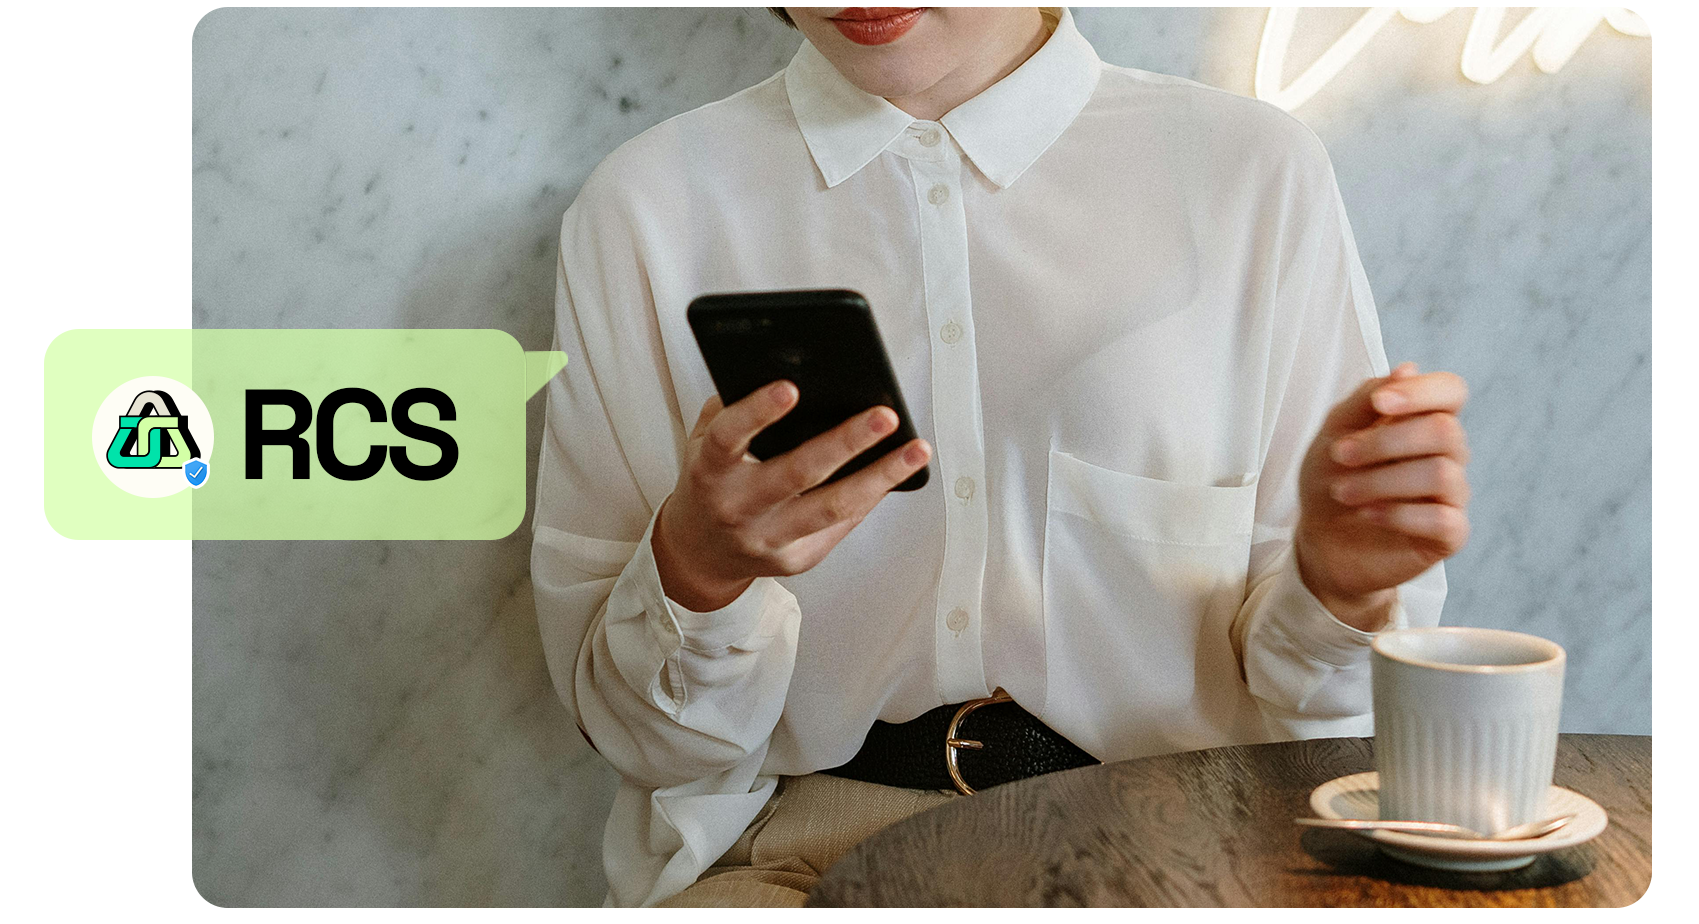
[1322,362,1417,435]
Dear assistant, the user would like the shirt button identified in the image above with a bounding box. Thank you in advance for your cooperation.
[946,607,970,631]
[919,127,942,147]
[939,320,963,344]
[927,184,950,206]
[954,476,975,502]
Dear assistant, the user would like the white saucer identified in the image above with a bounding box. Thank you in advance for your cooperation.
[1307,772,1609,872]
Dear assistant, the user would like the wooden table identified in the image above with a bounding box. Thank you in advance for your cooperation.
[807,734,1649,907]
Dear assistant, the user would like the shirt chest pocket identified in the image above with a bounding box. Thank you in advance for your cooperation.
[1045,448,1258,546]
[1040,448,1260,754]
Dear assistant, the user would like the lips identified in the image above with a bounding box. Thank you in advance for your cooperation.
[829,8,926,46]
[830,6,919,19]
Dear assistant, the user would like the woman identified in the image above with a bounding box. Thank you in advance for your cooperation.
[532,7,1468,907]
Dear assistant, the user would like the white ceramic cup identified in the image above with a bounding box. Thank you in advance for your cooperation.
[1371,627,1565,835]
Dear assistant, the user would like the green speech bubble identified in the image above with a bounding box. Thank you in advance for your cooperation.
[191,329,564,540]
[45,329,566,539]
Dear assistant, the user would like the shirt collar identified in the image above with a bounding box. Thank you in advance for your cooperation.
[785,7,1102,190]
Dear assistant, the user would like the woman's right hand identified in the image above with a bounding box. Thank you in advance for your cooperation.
[650,380,932,612]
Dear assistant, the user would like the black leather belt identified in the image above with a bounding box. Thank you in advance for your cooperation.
[819,687,1100,795]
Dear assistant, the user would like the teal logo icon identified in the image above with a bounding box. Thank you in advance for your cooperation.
[105,390,203,470]
[92,375,216,498]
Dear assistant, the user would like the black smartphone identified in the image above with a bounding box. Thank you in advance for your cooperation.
[686,288,929,492]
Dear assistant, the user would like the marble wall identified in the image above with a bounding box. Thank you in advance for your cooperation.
[192,7,1651,907]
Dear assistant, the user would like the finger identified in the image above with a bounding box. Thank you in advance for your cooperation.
[1330,455,1469,507]
[770,439,931,543]
[1358,502,1470,552]
[689,394,724,438]
[746,405,900,507]
[699,380,798,466]
[1331,412,1469,467]
[1369,370,1468,418]
[1388,361,1419,380]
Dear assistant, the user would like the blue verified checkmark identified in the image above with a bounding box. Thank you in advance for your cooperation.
[185,459,209,487]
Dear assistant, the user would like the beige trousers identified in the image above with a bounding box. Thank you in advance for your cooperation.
[654,772,962,907]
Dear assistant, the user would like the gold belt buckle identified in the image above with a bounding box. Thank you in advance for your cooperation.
[943,686,1013,795]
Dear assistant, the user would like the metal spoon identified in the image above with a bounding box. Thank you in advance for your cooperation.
[1295,814,1576,841]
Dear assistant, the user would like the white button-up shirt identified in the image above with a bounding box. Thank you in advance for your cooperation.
[532,7,1446,907]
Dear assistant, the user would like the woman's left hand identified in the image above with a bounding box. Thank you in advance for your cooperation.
[1294,362,1471,630]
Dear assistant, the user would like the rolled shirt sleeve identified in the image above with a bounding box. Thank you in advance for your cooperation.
[1230,127,1447,739]
[530,167,802,904]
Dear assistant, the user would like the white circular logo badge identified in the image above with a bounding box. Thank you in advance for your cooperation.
[92,375,216,498]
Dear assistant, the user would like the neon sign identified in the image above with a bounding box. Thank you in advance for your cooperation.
[1255,7,1650,111]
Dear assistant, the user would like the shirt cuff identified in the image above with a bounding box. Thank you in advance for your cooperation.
[622,504,792,656]
[1260,540,1405,668]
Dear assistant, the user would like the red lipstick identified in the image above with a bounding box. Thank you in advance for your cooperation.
[829,8,926,46]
